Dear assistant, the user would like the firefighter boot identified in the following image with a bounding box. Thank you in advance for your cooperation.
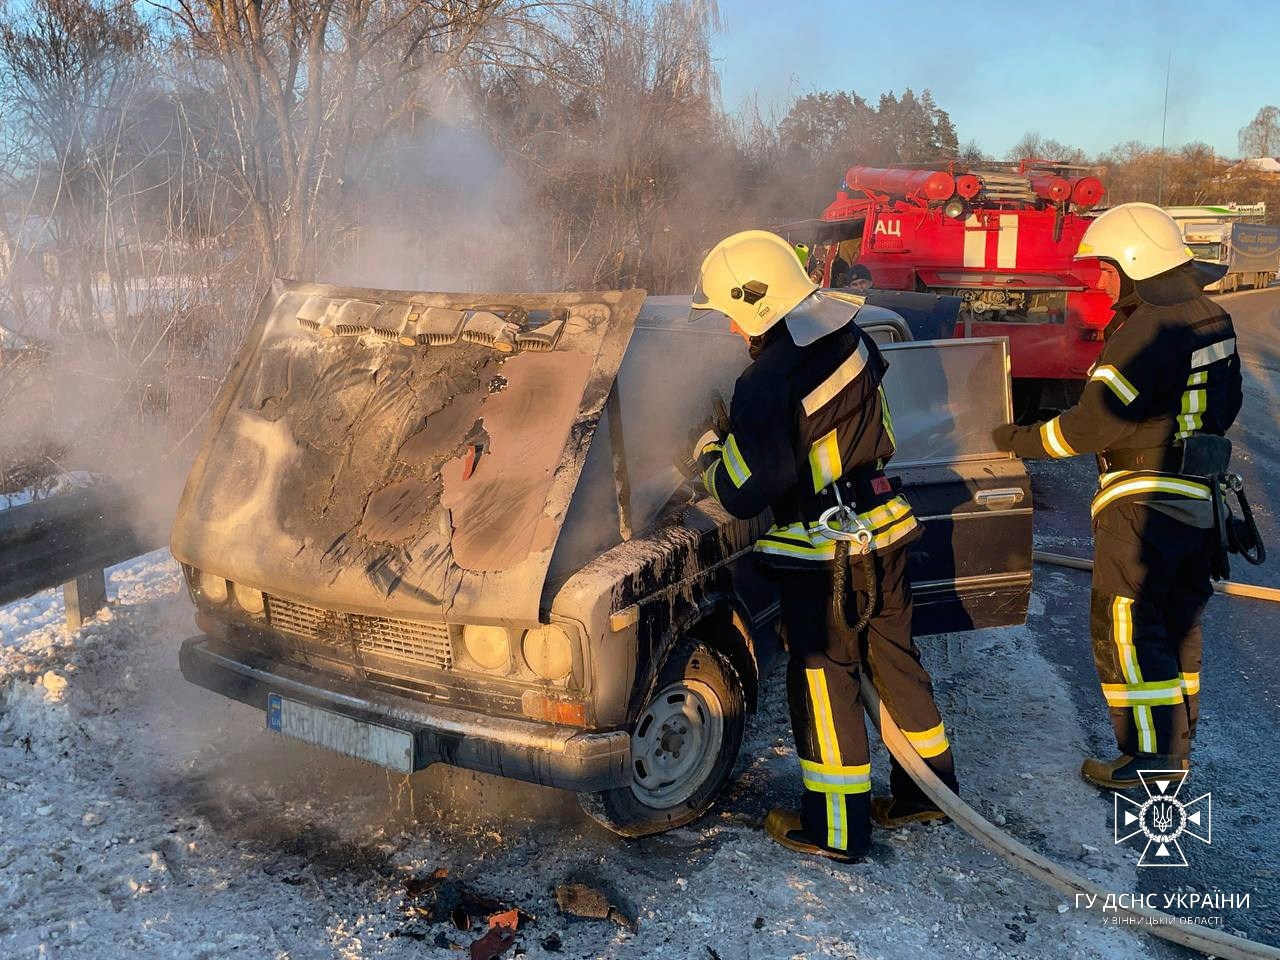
[869,795,950,829]
[1081,754,1190,790]
[764,809,868,864]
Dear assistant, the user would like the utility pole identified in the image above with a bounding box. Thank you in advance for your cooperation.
[1158,50,1171,205]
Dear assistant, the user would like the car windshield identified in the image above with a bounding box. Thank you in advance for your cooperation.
[1188,242,1223,261]
[554,301,1015,584]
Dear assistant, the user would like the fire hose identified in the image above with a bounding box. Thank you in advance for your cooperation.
[857,545,1280,958]
[862,681,1280,959]
[1034,551,1280,603]
[816,487,877,632]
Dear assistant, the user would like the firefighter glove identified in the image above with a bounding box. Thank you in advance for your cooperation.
[689,423,723,466]
[991,423,1019,452]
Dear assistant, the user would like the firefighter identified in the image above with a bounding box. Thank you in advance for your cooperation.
[688,230,959,862]
[991,202,1244,789]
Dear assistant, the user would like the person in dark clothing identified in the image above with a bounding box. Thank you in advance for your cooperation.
[689,229,959,862]
[992,203,1245,789]
[841,262,874,292]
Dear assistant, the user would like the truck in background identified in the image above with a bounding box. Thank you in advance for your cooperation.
[1166,204,1280,293]
[781,160,1114,418]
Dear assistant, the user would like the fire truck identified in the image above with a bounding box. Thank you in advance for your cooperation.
[782,161,1114,416]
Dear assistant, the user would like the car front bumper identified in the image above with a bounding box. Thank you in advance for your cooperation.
[179,635,632,792]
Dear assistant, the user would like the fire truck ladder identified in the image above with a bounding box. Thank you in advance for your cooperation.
[973,170,1037,204]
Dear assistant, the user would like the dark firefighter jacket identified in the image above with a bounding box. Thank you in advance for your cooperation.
[699,319,918,569]
[1001,261,1243,526]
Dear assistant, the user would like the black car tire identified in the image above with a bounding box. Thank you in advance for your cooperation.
[577,639,746,838]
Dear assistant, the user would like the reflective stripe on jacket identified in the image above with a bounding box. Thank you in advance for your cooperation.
[701,318,917,569]
[1004,264,1243,524]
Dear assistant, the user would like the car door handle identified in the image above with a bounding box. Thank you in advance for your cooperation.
[973,488,1025,508]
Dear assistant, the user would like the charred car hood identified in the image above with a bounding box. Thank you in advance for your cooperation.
[172,280,642,625]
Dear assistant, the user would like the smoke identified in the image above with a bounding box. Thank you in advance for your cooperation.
[324,115,544,294]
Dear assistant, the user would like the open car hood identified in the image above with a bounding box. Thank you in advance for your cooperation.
[171,280,642,626]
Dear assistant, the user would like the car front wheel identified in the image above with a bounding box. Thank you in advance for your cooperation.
[577,639,746,838]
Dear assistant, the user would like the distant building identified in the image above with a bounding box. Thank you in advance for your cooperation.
[1225,157,1280,178]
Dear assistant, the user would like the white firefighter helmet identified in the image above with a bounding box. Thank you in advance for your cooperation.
[1074,202,1194,281]
[690,230,859,346]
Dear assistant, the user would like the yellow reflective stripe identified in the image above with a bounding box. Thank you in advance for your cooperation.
[1111,596,1142,684]
[903,722,950,759]
[767,523,817,543]
[756,541,837,561]
[702,459,721,502]
[1176,387,1206,438]
[1180,672,1201,696]
[870,513,917,551]
[1040,417,1077,458]
[805,667,846,850]
[808,429,843,493]
[1187,370,1208,386]
[861,496,911,531]
[805,668,843,766]
[800,758,871,794]
[801,341,869,415]
[1091,364,1138,405]
[1091,476,1211,517]
[1100,680,1185,707]
[1099,469,1135,488]
[756,502,917,561]
[1108,594,1168,751]
[722,434,751,488]
[756,540,836,559]
[878,385,897,448]
[756,529,836,560]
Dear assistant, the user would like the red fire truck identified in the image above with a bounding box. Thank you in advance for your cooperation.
[783,160,1114,416]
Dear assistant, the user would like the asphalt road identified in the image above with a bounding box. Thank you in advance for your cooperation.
[1025,285,1280,948]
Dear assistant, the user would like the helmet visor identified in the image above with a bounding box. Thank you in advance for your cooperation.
[1190,259,1229,288]
[784,291,861,347]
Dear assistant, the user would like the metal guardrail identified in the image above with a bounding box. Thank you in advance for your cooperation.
[0,483,172,628]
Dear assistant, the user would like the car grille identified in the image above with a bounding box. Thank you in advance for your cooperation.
[265,595,453,671]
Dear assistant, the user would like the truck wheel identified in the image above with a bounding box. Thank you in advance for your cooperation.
[577,640,746,837]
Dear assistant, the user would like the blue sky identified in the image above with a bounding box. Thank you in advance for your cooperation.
[711,0,1278,159]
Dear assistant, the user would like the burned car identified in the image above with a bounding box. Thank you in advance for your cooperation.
[173,282,1031,836]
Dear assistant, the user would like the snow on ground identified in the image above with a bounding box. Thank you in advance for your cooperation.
[0,556,1165,960]
[1,472,105,513]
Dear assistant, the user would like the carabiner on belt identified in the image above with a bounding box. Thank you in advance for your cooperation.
[814,482,873,554]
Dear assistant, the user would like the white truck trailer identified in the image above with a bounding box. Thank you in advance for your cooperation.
[1165,204,1280,293]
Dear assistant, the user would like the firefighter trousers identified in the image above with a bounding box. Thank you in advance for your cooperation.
[776,545,959,855]
[1091,501,1215,760]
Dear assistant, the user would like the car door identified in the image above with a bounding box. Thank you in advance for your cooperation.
[879,336,1032,635]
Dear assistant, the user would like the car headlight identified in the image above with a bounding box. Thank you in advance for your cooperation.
[522,625,574,681]
[462,625,510,671]
[194,569,228,604]
[233,582,265,616]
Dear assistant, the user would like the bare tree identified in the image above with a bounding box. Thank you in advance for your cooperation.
[158,0,575,285]
[1238,105,1280,158]
[0,0,150,331]
[1006,131,1086,164]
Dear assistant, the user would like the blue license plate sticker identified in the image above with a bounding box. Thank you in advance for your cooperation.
[267,692,283,731]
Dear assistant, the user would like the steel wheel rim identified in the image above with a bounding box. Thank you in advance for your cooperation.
[628,678,724,809]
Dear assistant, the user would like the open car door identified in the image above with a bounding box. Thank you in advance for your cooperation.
[880,337,1032,634]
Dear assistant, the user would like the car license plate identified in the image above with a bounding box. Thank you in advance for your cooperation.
[266,693,414,773]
